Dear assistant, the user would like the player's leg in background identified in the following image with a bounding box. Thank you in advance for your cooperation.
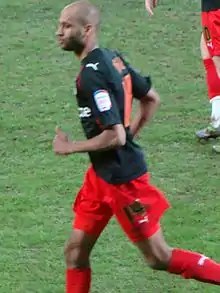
[196,33,220,139]
[212,9,220,79]
[200,32,220,106]
[211,9,220,152]
[212,50,220,153]
[196,16,220,140]
[202,33,220,131]
[135,227,220,285]
[212,52,220,152]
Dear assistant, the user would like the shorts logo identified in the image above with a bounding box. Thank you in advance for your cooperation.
[93,90,111,112]
[124,199,149,224]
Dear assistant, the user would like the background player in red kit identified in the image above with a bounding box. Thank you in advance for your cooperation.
[54,2,220,292]
[145,0,220,152]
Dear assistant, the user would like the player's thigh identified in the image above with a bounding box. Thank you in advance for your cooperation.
[69,168,113,260]
[135,228,172,269]
[73,193,112,237]
[202,11,214,58]
[65,228,100,268]
[210,10,220,57]
[208,10,220,76]
[200,32,211,59]
[114,173,170,244]
[202,10,220,58]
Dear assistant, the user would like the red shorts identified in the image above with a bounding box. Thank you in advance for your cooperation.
[202,10,220,57]
[73,167,170,243]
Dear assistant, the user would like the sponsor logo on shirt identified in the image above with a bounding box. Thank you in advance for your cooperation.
[93,90,112,112]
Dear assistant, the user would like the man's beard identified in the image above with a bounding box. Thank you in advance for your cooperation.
[63,36,85,55]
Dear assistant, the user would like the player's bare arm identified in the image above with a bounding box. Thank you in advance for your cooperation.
[145,0,158,16]
[130,89,160,137]
[53,124,126,155]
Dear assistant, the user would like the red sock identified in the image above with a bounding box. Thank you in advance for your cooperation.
[203,58,220,100]
[168,249,220,285]
[66,268,91,293]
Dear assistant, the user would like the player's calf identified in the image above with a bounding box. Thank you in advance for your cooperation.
[65,229,95,268]
[136,229,172,270]
[136,228,220,285]
[65,229,98,293]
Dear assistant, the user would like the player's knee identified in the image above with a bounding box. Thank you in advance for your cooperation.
[64,233,91,268]
[137,231,172,271]
[147,253,170,271]
[64,239,87,268]
[145,246,172,271]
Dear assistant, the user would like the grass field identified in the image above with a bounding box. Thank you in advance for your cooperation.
[1,0,220,292]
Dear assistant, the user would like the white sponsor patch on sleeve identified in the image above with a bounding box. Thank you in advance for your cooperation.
[93,90,112,112]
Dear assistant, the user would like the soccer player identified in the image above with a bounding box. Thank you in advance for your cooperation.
[54,2,220,292]
[145,0,220,151]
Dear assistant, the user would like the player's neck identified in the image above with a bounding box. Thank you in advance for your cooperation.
[77,41,99,61]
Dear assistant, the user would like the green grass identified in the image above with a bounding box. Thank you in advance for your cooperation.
[1,0,220,292]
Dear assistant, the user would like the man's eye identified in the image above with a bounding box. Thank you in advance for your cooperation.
[64,24,71,29]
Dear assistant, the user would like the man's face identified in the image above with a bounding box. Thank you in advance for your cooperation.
[56,9,87,55]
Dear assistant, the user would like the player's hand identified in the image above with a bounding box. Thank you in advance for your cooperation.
[145,0,158,16]
[53,126,72,155]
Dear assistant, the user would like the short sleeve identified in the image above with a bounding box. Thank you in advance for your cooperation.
[81,67,122,128]
[118,53,152,100]
[128,66,152,100]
